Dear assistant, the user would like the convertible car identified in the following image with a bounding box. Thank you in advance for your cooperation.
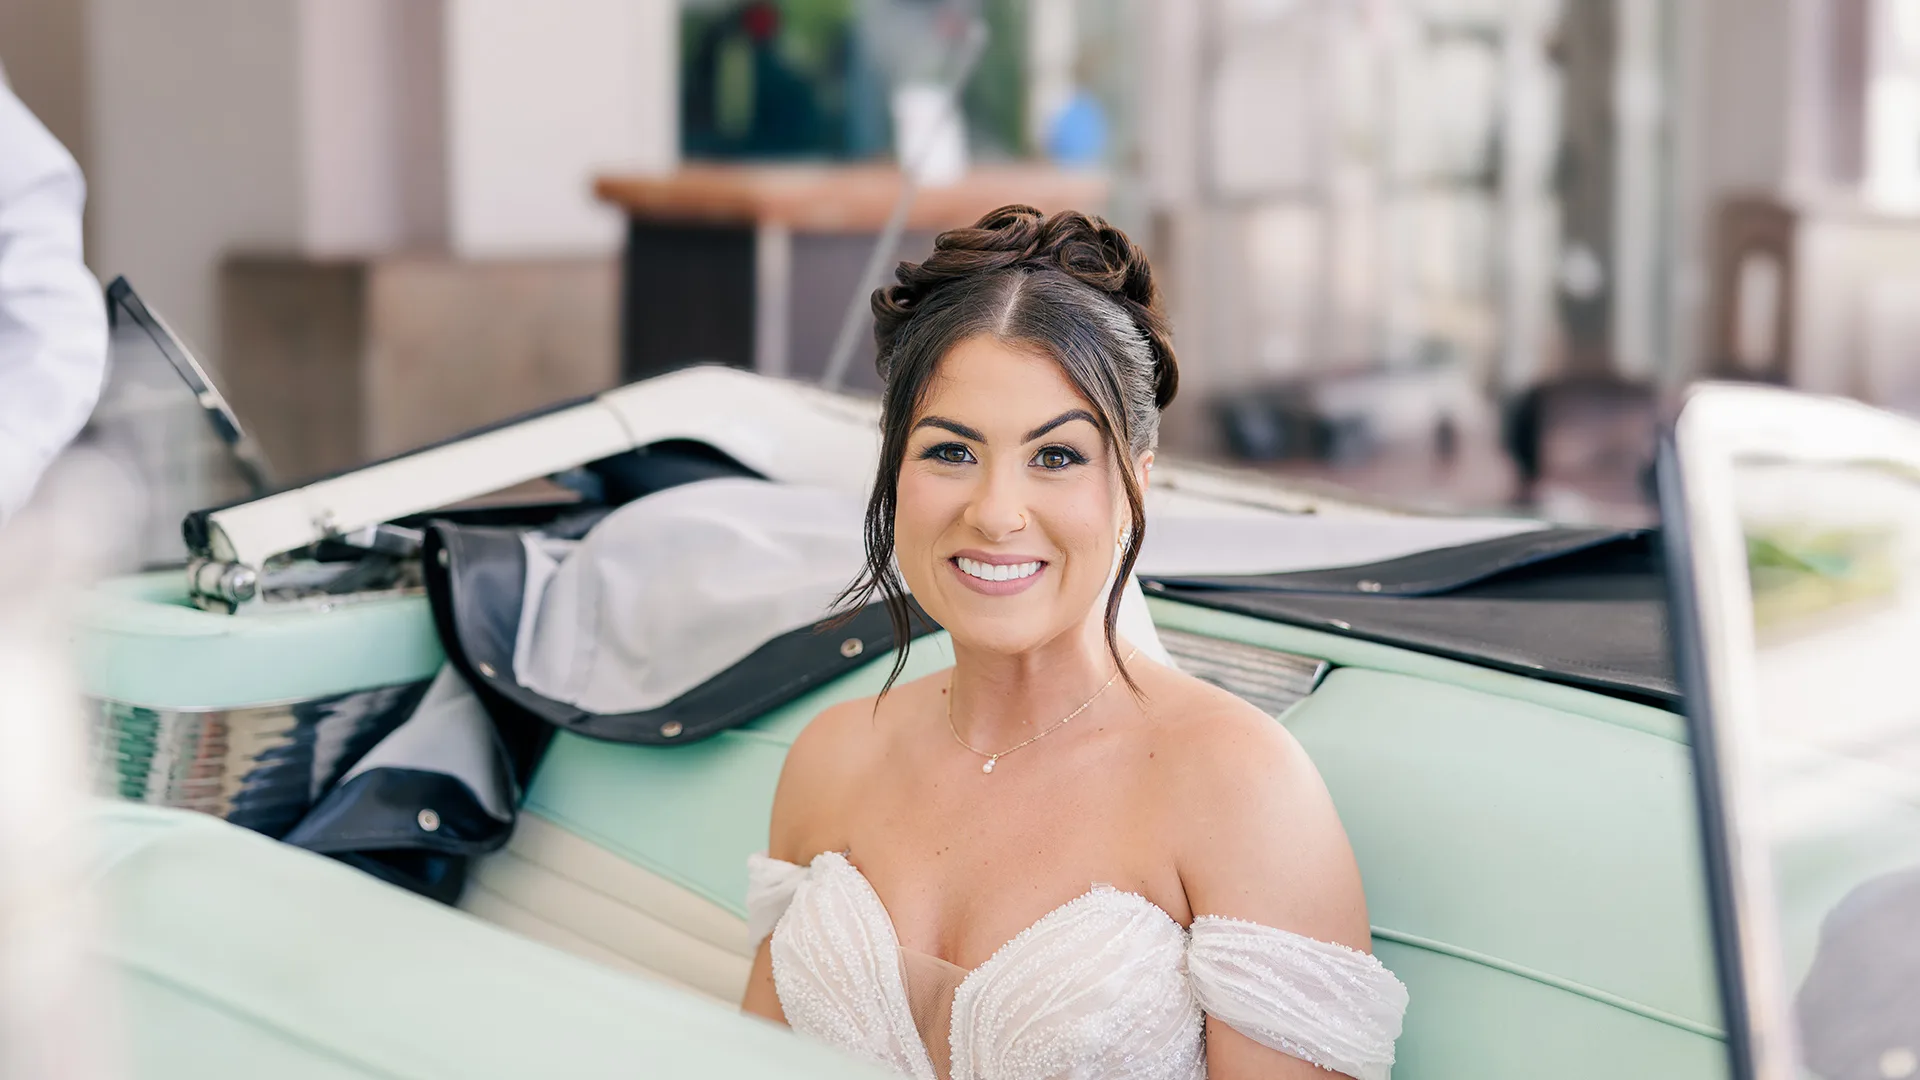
[58,283,1919,1080]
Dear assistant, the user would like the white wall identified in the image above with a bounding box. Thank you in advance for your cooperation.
[89,0,307,368]
[1700,0,1800,196]
[443,0,676,257]
[299,0,448,254]
[87,0,678,365]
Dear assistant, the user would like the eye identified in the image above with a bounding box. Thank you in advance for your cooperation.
[919,442,975,465]
[1032,445,1087,471]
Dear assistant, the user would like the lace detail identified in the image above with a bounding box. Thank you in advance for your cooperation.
[947,885,1200,1080]
[766,853,938,1079]
[754,853,1409,1080]
[1188,917,1408,1080]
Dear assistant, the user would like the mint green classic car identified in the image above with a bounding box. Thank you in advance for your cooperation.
[60,285,1920,1080]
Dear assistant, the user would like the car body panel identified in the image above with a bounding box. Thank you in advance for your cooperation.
[91,802,893,1080]
[75,572,443,711]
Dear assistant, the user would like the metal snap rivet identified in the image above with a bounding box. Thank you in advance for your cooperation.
[839,637,864,658]
[417,808,441,832]
[1356,579,1383,593]
[1330,619,1352,630]
[437,548,451,568]
[660,721,684,738]
[476,661,496,678]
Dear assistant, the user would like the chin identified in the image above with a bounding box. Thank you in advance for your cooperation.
[943,621,1056,657]
[907,560,1104,657]
[929,597,1086,658]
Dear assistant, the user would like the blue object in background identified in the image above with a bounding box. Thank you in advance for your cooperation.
[1045,89,1107,168]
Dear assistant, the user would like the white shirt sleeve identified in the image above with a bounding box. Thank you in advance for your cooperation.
[0,82,107,525]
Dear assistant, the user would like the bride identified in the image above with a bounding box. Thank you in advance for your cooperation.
[741,206,1408,1080]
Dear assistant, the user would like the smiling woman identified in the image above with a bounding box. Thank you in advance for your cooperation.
[739,206,1408,1080]
[849,205,1176,690]
[896,338,1137,652]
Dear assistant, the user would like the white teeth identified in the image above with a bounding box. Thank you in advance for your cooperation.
[957,557,1042,583]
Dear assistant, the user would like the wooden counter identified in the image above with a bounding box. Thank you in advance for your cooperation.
[595,163,1108,233]
[595,164,1108,388]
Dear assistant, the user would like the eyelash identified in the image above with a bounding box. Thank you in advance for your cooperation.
[921,442,975,465]
[1033,445,1087,470]
[916,443,1087,470]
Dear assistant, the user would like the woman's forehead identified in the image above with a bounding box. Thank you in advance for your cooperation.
[914,336,1095,425]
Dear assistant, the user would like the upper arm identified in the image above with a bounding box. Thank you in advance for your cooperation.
[743,696,870,1017]
[1173,703,1370,951]
[0,84,106,523]
[1172,704,1375,1080]
[765,696,870,862]
[741,938,787,1024]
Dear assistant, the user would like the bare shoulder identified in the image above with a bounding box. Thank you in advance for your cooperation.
[1137,664,1314,801]
[1141,665,1372,951]
[766,670,941,862]
[765,692,874,862]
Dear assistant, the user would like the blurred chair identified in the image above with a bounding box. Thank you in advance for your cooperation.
[1504,373,1659,524]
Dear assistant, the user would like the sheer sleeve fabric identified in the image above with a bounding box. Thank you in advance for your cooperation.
[1188,916,1408,1080]
[746,853,808,946]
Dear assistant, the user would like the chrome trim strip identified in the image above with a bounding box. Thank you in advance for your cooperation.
[1156,628,1329,716]
[89,681,427,833]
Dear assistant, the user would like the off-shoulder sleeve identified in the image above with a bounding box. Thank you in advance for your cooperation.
[746,853,809,946]
[1188,916,1409,1080]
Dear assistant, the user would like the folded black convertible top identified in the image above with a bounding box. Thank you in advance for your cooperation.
[1142,527,1678,708]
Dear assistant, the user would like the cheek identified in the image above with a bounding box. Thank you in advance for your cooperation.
[1046,478,1126,567]
[892,468,958,559]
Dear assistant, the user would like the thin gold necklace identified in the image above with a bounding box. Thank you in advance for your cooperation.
[946,649,1139,775]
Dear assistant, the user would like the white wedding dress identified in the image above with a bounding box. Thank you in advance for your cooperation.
[748,851,1408,1080]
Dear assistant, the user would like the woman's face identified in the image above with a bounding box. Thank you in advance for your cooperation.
[894,335,1148,657]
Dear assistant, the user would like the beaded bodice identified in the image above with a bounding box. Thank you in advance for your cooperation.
[748,852,1408,1080]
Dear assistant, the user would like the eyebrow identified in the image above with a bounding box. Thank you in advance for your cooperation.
[910,409,1100,444]
[912,416,986,441]
[1022,409,1099,443]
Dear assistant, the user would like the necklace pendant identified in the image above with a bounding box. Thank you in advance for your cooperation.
[982,757,996,774]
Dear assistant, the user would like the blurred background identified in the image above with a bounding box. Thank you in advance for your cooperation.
[3,0,1914,533]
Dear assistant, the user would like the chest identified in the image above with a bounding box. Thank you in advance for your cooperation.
[834,739,1187,966]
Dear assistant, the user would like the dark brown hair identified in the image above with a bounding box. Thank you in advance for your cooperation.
[838,204,1179,693]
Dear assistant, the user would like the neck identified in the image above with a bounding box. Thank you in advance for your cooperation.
[946,615,1131,749]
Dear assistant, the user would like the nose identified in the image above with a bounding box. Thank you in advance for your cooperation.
[962,461,1029,542]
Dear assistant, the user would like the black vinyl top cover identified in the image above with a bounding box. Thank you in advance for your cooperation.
[1142,527,1678,707]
